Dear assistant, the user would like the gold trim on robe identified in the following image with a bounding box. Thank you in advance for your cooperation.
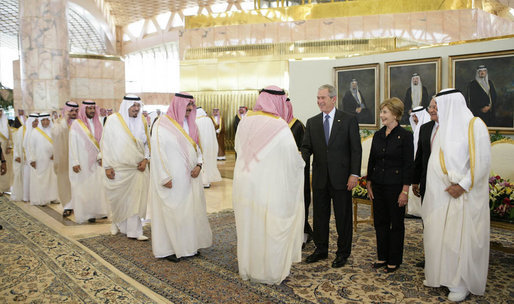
[288,117,298,128]
[468,117,478,190]
[247,110,280,120]
[164,115,198,152]
[35,128,53,144]
[115,113,137,145]
[439,148,448,176]
[143,115,151,152]
[439,117,479,188]
[76,119,100,150]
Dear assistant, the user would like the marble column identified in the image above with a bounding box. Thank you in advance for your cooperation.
[19,0,70,112]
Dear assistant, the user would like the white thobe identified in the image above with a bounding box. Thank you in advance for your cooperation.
[196,116,221,185]
[52,118,72,208]
[28,128,58,205]
[233,113,305,285]
[69,119,108,223]
[22,125,33,202]
[422,119,491,295]
[149,115,212,258]
[101,114,149,238]
[10,128,24,200]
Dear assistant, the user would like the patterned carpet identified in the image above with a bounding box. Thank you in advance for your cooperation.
[80,208,514,304]
[0,199,153,303]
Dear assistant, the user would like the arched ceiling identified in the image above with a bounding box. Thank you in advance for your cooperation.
[0,0,108,54]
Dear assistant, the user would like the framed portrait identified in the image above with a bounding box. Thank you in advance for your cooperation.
[385,57,442,125]
[449,50,514,133]
[334,63,379,129]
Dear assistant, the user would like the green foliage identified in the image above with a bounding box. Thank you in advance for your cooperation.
[360,129,375,138]
[0,82,14,110]
[489,174,514,223]
[490,131,507,143]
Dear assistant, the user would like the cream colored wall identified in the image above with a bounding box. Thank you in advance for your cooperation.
[289,37,514,125]
[180,58,288,91]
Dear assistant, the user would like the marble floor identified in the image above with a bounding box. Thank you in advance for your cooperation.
[5,152,238,304]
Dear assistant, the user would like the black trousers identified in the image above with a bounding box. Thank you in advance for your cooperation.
[312,182,352,257]
[371,183,405,266]
[304,164,313,235]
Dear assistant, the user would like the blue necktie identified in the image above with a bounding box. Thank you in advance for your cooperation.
[323,114,330,144]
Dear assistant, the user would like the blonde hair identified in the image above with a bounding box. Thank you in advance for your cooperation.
[380,97,404,122]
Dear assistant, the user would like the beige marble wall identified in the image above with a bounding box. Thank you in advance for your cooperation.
[179,8,514,58]
[14,58,125,111]
[69,57,125,109]
[19,0,70,112]
[128,93,174,105]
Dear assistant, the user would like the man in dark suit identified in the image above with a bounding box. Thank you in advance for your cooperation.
[301,84,362,268]
[286,98,312,248]
[412,98,438,201]
[411,97,438,268]
[233,106,247,135]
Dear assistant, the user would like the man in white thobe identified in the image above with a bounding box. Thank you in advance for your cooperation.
[18,114,39,202]
[11,121,25,201]
[101,95,150,241]
[196,107,221,188]
[29,114,58,206]
[406,106,431,217]
[69,100,109,224]
[53,101,79,216]
[0,109,12,194]
[149,93,212,262]
[233,86,305,284]
[422,89,491,302]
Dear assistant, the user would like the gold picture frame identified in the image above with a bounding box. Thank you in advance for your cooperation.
[449,50,514,134]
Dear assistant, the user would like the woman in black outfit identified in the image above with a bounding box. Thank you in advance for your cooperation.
[366,97,414,273]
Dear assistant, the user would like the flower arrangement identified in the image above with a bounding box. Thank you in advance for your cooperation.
[489,174,514,222]
[352,176,369,199]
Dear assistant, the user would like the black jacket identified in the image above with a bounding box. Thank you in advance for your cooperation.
[290,119,305,149]
[413,120,436,197]
[367,125,414,185]
[301,109,362,190]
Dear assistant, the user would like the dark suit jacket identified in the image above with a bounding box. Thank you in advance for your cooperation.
[412,120,435,197]
[234,115,241,135]
[290,119,305,149]
[367,125,414,186]
[301,109,362,190]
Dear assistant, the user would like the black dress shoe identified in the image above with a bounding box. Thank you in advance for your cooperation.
[372,261,387,269]
[331,255,347,268]
[415,260,425,268]
[305,251,328,263]
[384,265,399,273]
[88,218,96,223]
[165,254,180,263]
[62,209,73,217]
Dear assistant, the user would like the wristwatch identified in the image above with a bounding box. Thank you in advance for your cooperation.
[196,163,202,168]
